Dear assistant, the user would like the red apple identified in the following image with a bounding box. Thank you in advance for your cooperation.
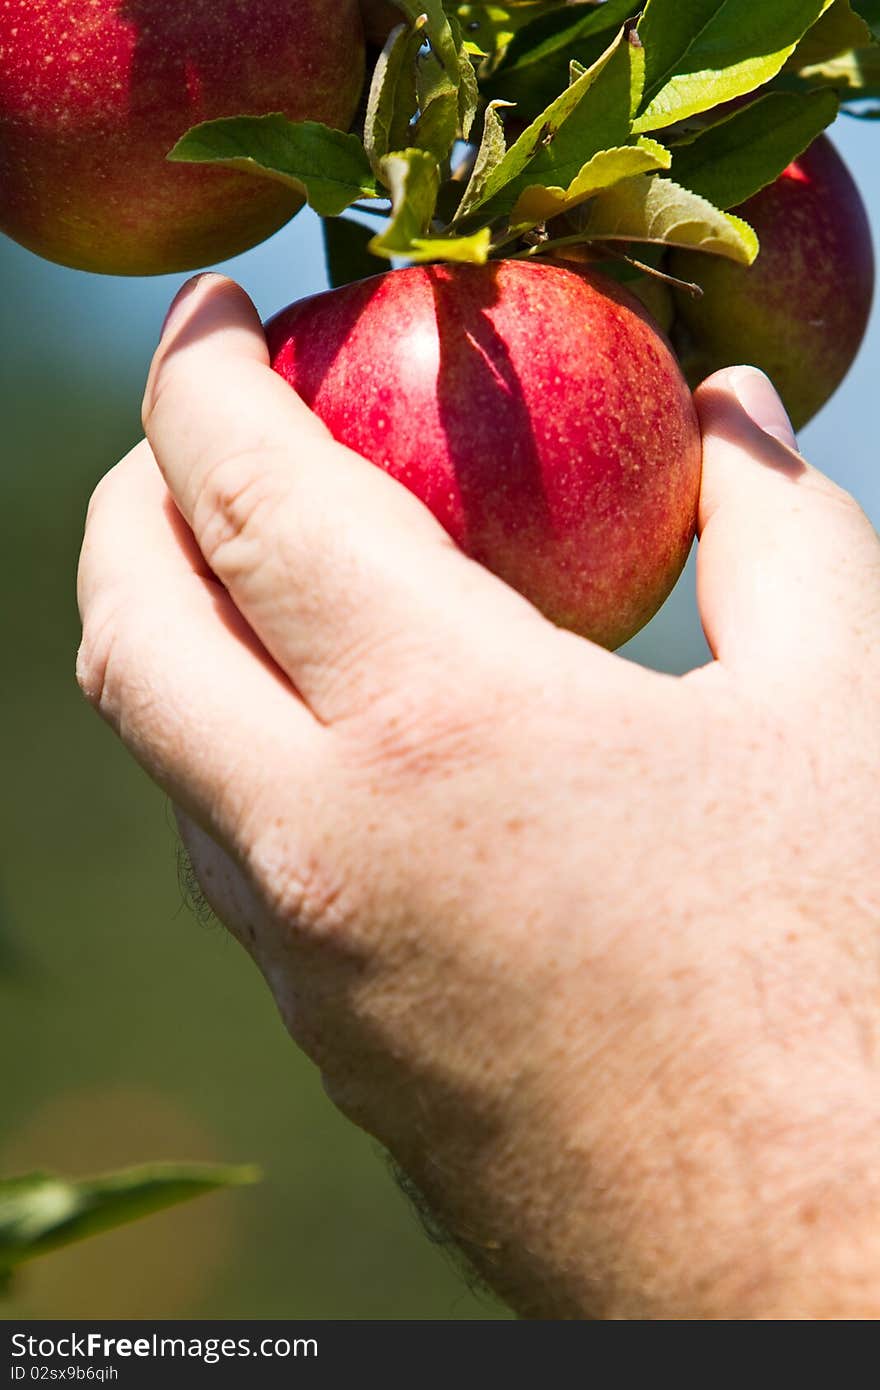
[669,135,875,429]
[267,260,701,649]
[0,1,366,276]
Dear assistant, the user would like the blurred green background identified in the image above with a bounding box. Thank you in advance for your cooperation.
[1,113,878,1321]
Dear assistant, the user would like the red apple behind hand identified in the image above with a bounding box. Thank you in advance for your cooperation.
[267,260,702,649]
[669,135,875,430]
[0,1,365,276]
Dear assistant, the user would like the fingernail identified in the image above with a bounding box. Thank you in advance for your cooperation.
[160,274,209,341]
[730,366,798,449]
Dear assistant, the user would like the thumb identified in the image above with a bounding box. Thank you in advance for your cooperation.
[694,366,880,685]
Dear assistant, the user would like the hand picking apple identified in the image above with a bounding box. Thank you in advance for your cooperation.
[77,273,880,1320]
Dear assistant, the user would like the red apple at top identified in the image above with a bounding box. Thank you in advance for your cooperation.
[267,260,702,650]
[669,134,875,430]
[0,1,365,276]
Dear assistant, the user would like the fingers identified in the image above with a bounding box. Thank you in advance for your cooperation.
[77,440,327,858]
[694,367,880,683]
[142,274,549,724]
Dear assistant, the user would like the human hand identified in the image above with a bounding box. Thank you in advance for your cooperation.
[77,274,880,1320]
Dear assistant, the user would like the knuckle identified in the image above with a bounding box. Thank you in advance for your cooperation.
[190,448,287,581]
[76,597,124,717]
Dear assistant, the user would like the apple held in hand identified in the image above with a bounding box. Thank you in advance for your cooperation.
[267,260,701,649]
[669,135,875,430]
[0,1,365,276]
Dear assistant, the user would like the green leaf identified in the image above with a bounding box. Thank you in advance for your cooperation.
[577,174,759,262]
[408,227,494,262]
[323,216,386,288]
[394,1,479,136]
[454,99,514,222]
[510,138,671,225]
[451,3,562,60]
[471,30,642,220]
[413,51,462,161]
[0,1164,259,1281]
[449,13,481,139]
[633,0,838,132]
[796,43,880,88]
[168,117,379,217]
[482,0,641,115]
[364,19,425,172]
[369,149,442,257]
[789,0,875,65]
[669,89,839,209]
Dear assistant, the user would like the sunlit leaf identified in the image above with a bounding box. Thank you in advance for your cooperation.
[577,173,759,262]
[510,138,671,225]
[369,149,442,257]
[634,0,838,132]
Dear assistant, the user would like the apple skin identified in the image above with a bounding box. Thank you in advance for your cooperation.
[669,135,875,430]
[266,260,701,649]
[546,238,676,334]
[0,1,366,276]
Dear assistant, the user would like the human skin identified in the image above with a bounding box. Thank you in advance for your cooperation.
[0,1,365,275]
[77,275,880,1319]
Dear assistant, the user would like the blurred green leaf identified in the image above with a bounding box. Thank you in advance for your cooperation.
[168,117,379,217]
[451,2,565,59]
[790,0,875,66]
[669,89,839,209]
[577,173,759,262]
[796,43,880,90]
[0,1164,259,1286]
[634,0,838,132]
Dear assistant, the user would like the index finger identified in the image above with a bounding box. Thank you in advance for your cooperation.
[142,275,548,723]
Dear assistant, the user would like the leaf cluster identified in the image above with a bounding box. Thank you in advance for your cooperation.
[167,0,878,286]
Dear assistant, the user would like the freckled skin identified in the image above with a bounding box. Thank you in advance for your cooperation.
[267,260,702,649]
[669,135,875,430]
[0,0,365,275]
